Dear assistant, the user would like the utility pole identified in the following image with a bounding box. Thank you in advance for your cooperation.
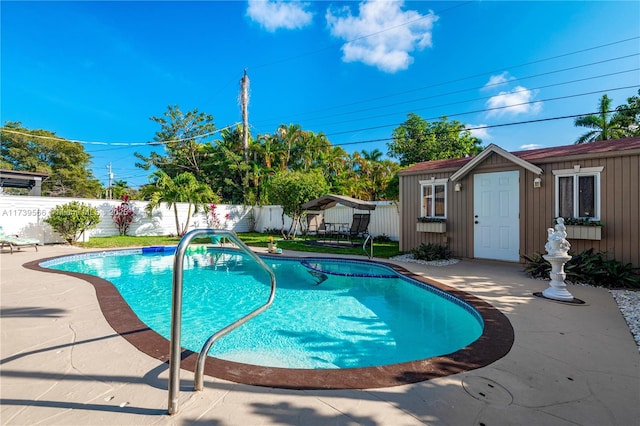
[240,69,249,162]
[107,163,113,200]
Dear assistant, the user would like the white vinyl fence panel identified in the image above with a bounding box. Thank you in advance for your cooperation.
[0,196,399,244]
[253,202,399,240]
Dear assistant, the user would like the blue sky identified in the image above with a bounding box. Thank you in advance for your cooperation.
[2,1,639,189]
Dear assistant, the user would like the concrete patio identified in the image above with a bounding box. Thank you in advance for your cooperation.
[1,245,638,425]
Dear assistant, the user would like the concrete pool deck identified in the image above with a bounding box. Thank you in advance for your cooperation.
[1,245,639,425]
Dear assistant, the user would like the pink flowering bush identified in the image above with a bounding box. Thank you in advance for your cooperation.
[111,195,136,236]
[208,204,231,229]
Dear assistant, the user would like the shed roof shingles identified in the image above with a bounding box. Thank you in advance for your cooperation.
[399,136,640,175]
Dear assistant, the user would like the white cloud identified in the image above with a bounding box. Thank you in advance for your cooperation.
[486,86,542,117]
[465,124,490,141]
[247,0,313,32]
[326,0,438,73]
[483,72,513,90]
[520,144,542,150]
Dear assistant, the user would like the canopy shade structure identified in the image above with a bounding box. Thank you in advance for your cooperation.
[0,169,49,196]
[301,194,376,211]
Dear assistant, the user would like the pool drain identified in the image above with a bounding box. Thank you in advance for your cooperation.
[462,376,513,406]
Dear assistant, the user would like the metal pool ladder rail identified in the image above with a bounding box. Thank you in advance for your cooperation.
[363,234,373,259]
[167,229,276,415]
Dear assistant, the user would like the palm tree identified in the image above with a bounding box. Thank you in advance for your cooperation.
[273,124,299,171]
[111,179,130,200]
[142,171,217,236]
[574,94,626,144]
[361,149,383,162]
[256,133,276,170]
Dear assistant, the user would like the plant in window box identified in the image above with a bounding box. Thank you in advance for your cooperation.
[416,217,446,233]
[560,217,603,240]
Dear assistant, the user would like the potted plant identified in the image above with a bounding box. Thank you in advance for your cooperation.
[267,236,281,253]
[561,217,603,240]
[416,217,446,233]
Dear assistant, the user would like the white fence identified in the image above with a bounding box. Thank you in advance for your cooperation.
[0,195,399,244]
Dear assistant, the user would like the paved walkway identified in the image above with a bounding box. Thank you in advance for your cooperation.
[1,245,638,425]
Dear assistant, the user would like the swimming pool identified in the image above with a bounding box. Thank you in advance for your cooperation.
[33,247,514,388]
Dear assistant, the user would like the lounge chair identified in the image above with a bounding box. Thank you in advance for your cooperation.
[338,213,371,243]
[0,226,39,254]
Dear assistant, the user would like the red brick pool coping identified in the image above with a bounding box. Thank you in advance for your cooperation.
[25,254,514,389]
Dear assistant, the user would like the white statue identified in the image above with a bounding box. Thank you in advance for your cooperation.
[545,217,571,256]
[542,217,574,301]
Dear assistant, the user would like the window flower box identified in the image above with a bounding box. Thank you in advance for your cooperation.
[561,217,602,240]
[565,225,601,240]
[416,220,446,233]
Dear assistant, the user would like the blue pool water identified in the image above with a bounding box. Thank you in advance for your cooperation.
[42,248,483,369]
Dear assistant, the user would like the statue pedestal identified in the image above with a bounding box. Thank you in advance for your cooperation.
[542,253,574,301]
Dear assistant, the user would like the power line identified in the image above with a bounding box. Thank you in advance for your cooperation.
[5,83,637,154]
[333,108,640,148]
[325,84,640,137]
[287,67,639,130]
[250,57,639,136]
[4,37,636,151]
[252,37,640,126]
[20,105,639,190]
[0,122,241,147]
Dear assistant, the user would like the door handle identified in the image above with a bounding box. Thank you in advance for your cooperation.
[474,221,479,224]
[474,215,478,218]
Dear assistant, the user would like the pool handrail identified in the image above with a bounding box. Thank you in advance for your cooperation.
[167,229,276,415]
[363,234,373,259]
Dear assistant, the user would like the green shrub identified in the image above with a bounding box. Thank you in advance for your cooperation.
[373,234,392,243]
[522,249,640,289]
[522,252,552,279]
[45,201,101,244]
[564,248,605,284]
[411,243,451,261]
[597,260,640,288]
[262,227,281,235]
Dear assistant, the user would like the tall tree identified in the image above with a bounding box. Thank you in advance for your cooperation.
[268,169,329,239]
[134,105,216,179]
[615,89,640,137]
[272,124,302,171]
[388,114,482,166]
[210,125,254,204]
[574,94,626,144]
[256,132,276,171]
[0,122,102,197]
[141,170,218,236]
[323,146,351,195]
[368,159,400,201]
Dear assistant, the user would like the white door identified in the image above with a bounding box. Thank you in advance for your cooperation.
[473,171,520,261]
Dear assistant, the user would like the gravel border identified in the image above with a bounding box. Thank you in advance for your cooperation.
[390,254,640,352]
[610,289,640,352]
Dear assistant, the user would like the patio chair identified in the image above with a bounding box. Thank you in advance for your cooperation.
[0,226,39,254]
[304,213,327,240]
[338,213,370,242]
[357,213,371,237]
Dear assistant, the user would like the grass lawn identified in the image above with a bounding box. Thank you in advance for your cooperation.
[79,232,401,258]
